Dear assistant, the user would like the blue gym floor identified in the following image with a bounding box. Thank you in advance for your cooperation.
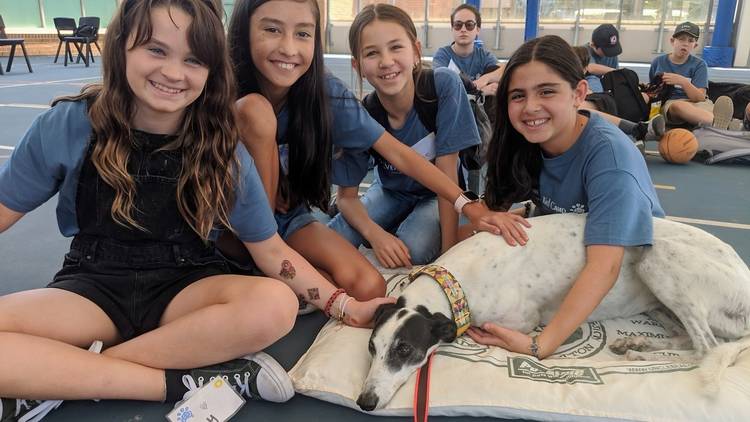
[0,56,747,421]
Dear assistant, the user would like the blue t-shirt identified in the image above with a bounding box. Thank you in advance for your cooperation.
[649,54,708,100]
[585,45,618,93]
[432,44,498,80]
[337,68,480,196]
[276,73,384,186]
[0,100,277,243]
[537,112,665,246]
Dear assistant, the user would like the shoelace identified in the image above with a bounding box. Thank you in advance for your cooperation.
[14,399,62,422]
[180,371,256,402]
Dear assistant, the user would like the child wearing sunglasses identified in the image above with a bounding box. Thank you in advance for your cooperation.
[432,3,504,96]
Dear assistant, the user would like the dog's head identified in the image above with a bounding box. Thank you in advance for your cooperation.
[356,296,457,411]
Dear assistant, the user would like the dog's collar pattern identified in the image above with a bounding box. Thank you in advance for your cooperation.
[408,264,471,336]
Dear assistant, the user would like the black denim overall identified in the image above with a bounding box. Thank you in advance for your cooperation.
[49,131,228,340]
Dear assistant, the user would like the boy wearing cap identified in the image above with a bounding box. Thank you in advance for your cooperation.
[433,3,504,96]
[649,21,733,127]
[585,24,622,93]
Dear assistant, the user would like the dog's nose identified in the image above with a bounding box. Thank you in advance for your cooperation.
[356,391,379,411]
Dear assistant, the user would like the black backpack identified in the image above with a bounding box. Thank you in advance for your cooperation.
[601,68,650,122]
[708,82,750,119]
[362,69,491,171]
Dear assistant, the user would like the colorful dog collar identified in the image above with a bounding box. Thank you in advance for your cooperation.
[408,264,472,336]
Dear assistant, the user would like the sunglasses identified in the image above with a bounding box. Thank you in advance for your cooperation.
[452,20,477,31]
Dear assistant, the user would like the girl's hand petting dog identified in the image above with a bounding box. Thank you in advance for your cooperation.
[368,228,412,269]
[471,208,531,246]
[344,296,398,328]
[467,323,545,358]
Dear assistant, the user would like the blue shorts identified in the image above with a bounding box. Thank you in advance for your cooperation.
[275,204,318,240]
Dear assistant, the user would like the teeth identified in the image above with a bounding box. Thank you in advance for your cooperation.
[151,81,181,94]
[381,72,398,80]
[276,62,295,70]
[525,119,548,127]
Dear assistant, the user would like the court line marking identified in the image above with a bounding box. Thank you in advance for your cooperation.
[0,103,50,109]
[654,184,676,190]
[0,146,15,151]
[666,216,750,230]
[0,76,101,89]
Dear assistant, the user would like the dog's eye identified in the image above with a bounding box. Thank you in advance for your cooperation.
[368,339,375,355]
[396,343,412,357]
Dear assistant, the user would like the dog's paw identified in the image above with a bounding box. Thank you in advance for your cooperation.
[609,336,651,355]
[625,350,648,361]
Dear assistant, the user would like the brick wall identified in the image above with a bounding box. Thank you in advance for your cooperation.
[0,33,104,56]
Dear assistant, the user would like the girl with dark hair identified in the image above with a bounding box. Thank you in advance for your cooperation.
[467,35,665,360]
[226,0,529,294]
[326,3,482,268]
[0,0,390,418]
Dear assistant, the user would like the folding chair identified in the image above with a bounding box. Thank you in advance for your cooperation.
[0,14,33,75]
[53,17,77,63]
[64,16,101,67]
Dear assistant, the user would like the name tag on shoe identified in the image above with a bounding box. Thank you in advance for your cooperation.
[166,378,246,422]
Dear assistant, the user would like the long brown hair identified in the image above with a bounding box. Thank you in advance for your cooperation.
[54,0,237,240]
[484,35,585,210]
[348,3,426,98]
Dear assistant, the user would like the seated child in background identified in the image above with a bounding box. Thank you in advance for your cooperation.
[584,24,622,93]
[650,21,733,128]
[432,3,504,96]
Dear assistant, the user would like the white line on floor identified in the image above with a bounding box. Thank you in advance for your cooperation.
[0,76,101,89]
[0,103,50,109]
[667,216,750,230]
[0,146,15,151]
[0,155,9,159]
[654,184,676,190]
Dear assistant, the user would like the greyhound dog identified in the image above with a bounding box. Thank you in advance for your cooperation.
[356,213,750,411]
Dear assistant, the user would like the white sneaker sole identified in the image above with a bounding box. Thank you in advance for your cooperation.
[244,352,295,403]
[712,96,734,130]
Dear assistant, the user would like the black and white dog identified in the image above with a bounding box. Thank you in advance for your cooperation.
[356,213,750,411]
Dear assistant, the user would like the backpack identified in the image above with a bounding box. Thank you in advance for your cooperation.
[692,126,750,165]
[601,68,650,122]
[362,69,492,171]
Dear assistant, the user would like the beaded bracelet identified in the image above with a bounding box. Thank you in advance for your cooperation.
[339,296,354,320]
[323,288,345,318]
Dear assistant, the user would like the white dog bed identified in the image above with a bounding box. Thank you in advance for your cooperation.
[290,274,750,421]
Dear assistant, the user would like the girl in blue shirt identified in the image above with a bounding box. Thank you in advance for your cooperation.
[0,0,389,418]
[226,0,529,300]
[467,35,665,360]
[327,4,482,268]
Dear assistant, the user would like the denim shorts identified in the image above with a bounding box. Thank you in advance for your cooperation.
[275,204,318,241]
[48,236,229,340]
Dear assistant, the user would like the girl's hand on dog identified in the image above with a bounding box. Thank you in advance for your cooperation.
[474,211,531,246]
[343,296,398,328]
[467,323,547,358]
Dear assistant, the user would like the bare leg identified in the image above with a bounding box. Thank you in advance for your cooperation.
[667,101,713,126]
[0,275,297,400]
[288,221,386,301]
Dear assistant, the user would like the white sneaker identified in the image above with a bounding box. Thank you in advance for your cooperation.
[180,352,294,403]
[712,96,734,130]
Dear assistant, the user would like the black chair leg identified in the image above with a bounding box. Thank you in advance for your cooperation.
[0,57,4,75]
[64,42,69,66]
[54,40,63,63]
[20,43,32,73]
[6,44,16,72]
[84,42,91,67]
[94,41,102,55]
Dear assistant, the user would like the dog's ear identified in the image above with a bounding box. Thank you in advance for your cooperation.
[373,300,402,327]
[430,312,457,343]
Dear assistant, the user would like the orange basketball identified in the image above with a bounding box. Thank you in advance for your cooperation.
[658,128,698,164]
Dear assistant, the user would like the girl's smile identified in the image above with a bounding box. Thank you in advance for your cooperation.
[507,60,587,156]
[356,20,419,99]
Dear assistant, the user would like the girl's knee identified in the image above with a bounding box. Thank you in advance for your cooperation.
[238,279,297,338]
[335,266,386,301]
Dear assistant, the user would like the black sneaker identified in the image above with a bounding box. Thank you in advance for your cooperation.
[180,352,294,403]
[0,398,61,422]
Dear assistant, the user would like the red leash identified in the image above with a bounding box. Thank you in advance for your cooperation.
[413,352,435,422]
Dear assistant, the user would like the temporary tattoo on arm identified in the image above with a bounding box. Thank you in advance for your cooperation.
[297,294,307,310]
[279,259,296,280]
[307,288,320,301]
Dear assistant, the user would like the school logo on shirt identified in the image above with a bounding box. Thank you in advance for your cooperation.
[541,197,587,214]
